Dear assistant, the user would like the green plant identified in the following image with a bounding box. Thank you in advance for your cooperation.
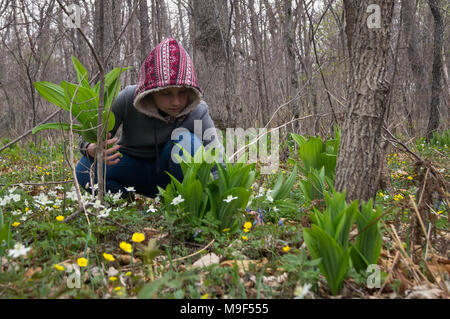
[0,210,13,255]
[303,225,351,295]
[298,167,334,202]
[32,56,129,143]
[303,189,384,295]
[158,146,256,236]
[290,127,340,180]
[350,199,383,272]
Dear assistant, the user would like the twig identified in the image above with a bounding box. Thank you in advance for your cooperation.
[409,195,434,255]
[417,168,429,207]
[384,222,428,284]
[172,239,215,263]
[376,251,400,297]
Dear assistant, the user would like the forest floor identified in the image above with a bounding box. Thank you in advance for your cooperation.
[0,133,448,299]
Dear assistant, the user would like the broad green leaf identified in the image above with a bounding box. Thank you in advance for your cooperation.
[71,56,90,89]
[304,225,350,295]
[32,122,84,135]
[34,82,69,111]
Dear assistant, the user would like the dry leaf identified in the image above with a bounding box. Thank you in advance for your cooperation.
[220,258,268,276]
[405,284,444,299]
[192,253,220,268]
[107,266,119,277]
[24,267,42,280]
[117,255,140,265]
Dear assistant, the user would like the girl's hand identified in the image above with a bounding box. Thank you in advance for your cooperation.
[87,133,121,166]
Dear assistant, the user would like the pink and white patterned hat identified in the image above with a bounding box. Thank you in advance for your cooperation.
[133,38,202,121]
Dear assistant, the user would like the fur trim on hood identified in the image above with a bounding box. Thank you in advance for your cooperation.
[133,38,202,122]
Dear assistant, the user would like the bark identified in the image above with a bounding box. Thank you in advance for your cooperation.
[248,0,269,126]
[335,0,395,202]
[401,0,426,134]
[138,0,151,63]
[425,0,443,141]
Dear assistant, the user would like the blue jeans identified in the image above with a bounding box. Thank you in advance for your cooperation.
[75,132,201,198]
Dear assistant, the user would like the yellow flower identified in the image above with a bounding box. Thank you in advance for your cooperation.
[103,253,115,262]
[54,264,65,271]
[201,293,209,299]
[244,222,252,230]
[53,205,60,209]
[131,232,145,243]
[242,235,248,241]
[222,228,230,233]
[56,215,64,222]
[114,286,122,291]
[25,207,29,212]
[282,245,290,253]
[125,271,132,276]
[119,242,132,253]
[77,257,88,267]
[379,192,384,197]
[12,222,20,227]
[243,228,250,233]
[109,276,118,282]
[407,176,413,180]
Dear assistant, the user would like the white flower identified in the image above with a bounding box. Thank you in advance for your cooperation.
[97,208,111,218]
[0,197,9,207]
[48,190,57,197]
[266,195,274,203]
[8,186,18,193]
[112,191,123,202]
[12,210,22,216]
[223,195,238,203]
[66,190,78,201]
[146,205,157,213]
[294,283,312,299]
[154,196,160,204]
[125,186,135,192]
[34,194,53,206]
[8,243,32,259]
[11,194,21,202]
[171,195,184,206]
[92,200,105,209]
[273,207,279,212]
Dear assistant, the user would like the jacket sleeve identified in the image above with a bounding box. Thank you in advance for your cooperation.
[78,85,133,157]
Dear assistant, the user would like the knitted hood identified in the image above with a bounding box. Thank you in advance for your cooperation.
[133,38,202,122]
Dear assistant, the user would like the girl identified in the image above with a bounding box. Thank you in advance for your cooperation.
[76,38,222,198]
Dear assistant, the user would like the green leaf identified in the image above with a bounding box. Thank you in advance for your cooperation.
[71,56,90,89]
[298,137,325,173]
[272,165,298,200]
[303,225,350,295]
[32,122,84,135]
[34,82,69,111]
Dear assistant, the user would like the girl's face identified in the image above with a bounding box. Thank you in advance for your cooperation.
[152,87,189,116]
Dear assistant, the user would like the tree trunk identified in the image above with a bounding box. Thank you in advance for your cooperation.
[401,0,426,135]
[425,0,443,142]
[138,0,151,63]
[335,0,395,202]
